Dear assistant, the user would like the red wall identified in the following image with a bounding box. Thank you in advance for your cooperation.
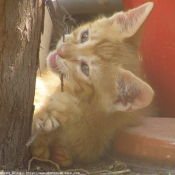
[123,0,175,118]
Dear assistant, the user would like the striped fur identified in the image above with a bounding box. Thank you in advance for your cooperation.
[32,2,155,167]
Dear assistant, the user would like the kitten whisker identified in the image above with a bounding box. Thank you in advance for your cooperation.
[58,61,70,80]
[63,67,70,80]
[66,71,70,80]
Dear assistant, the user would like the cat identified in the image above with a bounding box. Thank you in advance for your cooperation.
[32,2,154,167]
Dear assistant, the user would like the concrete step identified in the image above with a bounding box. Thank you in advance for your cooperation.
[113,117,175,173]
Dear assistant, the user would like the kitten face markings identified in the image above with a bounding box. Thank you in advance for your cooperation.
[49,2,154,111]
[48,28,92,80]
[52,23,109,81]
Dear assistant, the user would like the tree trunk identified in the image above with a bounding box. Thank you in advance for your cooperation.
[0,0,44,170]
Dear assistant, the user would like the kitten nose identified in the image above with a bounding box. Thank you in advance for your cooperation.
[57,44,66,58]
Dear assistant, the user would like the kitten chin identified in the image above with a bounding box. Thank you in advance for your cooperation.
[33,2,156,167]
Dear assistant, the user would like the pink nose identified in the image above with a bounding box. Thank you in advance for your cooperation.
[57,45,65,58]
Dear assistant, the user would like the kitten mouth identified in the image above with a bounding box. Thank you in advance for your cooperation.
[50,53,58,69]
[49,52,66,76]
[48,51,69,79]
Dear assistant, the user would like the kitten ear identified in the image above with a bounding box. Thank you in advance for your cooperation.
[114,69,154,112]
[109,2,154,47]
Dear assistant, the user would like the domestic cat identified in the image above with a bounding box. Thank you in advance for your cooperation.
[32,2,154,167]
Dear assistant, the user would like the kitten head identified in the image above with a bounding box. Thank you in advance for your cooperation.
[47,2,154,113]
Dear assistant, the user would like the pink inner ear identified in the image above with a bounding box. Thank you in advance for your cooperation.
[115,70,154,112]
[130,81,154,110]
[109,2,154,37]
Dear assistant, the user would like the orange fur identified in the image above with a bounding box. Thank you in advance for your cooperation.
[32,2,155,167]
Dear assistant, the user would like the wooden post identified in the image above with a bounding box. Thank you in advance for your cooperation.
[0,0,44,169]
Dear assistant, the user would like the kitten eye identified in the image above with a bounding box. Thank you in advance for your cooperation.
[81,63,89,76]
[81,30,88,43]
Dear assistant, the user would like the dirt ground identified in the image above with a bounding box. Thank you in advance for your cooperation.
[24,155,171,175]
[1,154,172,174]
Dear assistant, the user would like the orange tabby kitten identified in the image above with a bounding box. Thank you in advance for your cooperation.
[32,2,154,167]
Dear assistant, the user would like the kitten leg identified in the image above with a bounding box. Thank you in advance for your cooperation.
[32,145,50,159]
[50,143,72,167]
[33,92,81,133]
[31,103,61,161]
[32,92,81,166]
[31,131,57,160]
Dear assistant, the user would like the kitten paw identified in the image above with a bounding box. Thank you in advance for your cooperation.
[51,145,72,167]
[33,112,60,133]
[32,146,50,160]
